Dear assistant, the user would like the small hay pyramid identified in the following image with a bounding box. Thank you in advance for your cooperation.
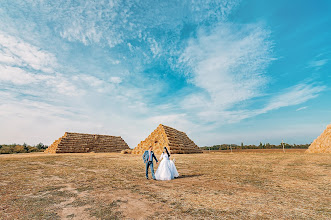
[131,124,202,155]
[306,124,331,153]
[45,132,129,153]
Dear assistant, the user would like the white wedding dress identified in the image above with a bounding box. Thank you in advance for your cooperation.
[155,153,179,180]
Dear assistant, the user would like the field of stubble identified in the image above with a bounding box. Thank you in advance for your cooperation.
[0,150,330,219]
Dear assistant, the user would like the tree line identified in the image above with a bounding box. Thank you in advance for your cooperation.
[200,142,310,150]
[0,143,48,154]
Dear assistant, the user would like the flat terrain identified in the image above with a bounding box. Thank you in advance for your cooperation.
[0,151,330,219]
[203,149,307,153]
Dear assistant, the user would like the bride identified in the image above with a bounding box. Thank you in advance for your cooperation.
[155,147,179,180]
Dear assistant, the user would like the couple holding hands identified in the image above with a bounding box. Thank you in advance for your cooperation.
[143,146,179,180]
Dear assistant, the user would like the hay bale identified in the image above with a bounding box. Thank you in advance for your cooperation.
[121,149,132,154]
[131,124,202,155]
[306,124,331,153]
[45,132,129,154]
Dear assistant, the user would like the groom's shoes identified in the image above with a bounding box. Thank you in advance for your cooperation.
[146,177,149,180]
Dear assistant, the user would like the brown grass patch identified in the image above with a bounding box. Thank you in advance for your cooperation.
[0,151,330,219]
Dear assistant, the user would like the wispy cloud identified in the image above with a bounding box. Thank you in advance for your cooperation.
[10,0,239,66]
[261,83,325,113]
[296,106,308,111]
[308,59,329,68]
[178,23,274,122]
[0,65,38,85]
[0,32,81,97]
[211,82,325,124]
[0,30,163,146]
[0,32,57,73]
[0,0,328,147]
[109,76,122,84]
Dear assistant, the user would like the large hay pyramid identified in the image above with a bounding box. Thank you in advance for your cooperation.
[131,124,202,154]
[45,132,129,153]
[306,124,331,153]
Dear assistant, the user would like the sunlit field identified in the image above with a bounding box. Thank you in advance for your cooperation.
[1,151,330,219]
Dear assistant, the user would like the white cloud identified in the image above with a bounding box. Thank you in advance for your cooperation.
[0,32,84,97]
[179,23,273,122]
[52,74,81,96]
[0,31,57,73]
[0,0,327,148]
[261,83,325,113]
[308,59,328,68]
[60,20,103,46]
[296,106,307,111]
[109,76,122,84]
[0,89,174,147]
[177,24,326,127]
[148,37,161,58]
[189,0,240,22]
[74,75,105,87]
[0,64,80,96]
[127,43,133,52]
[0,65,38,84]
[219,82,326,123]
[23,0,239,54]
[216,82,325,123]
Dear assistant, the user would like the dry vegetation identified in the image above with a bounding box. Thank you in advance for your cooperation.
[0,151,330,219]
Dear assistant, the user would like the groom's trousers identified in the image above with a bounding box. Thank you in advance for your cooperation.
[145,161,155,179]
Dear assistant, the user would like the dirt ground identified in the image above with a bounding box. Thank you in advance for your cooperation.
[0,151,330,219]
[203,149,307,153]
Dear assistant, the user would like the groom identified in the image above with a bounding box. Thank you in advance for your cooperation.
[143,146,158,180]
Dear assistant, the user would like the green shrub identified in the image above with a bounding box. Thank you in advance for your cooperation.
[35,143,47,150]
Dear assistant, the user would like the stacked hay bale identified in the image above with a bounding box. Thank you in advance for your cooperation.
[44,133,67,153]
[131,124,202,154]
[306,124,331,153]
[121,149,133,154]
[45,132,129,153]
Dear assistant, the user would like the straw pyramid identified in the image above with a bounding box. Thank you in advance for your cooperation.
[45,132,129,153]
[131,124,202,154]
[306,124,331,153]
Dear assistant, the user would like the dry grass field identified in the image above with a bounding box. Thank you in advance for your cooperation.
[0,151,330,219]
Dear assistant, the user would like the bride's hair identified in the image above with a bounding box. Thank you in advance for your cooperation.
[163,147,170,158]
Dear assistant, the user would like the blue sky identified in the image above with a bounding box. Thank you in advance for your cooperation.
[0,0,330,147]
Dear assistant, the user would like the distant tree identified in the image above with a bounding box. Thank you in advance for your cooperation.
[0,146,13,154]
[23,142,29,152]
[36,142,45,150]
[14,145,25,153]
[200,142,309,151]
[28,146,39,153]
